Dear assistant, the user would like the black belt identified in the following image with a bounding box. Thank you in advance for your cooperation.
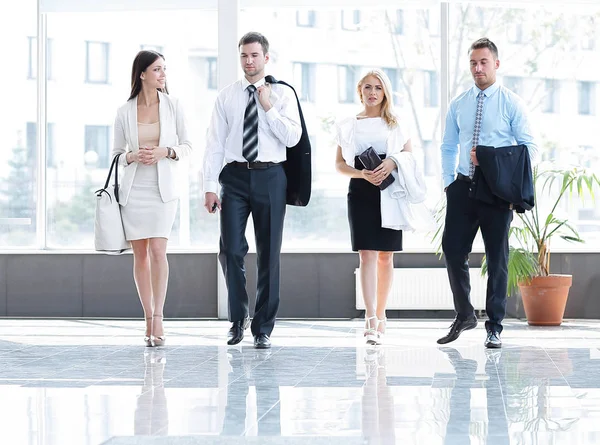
[457,173,472,183]
[230,161,282,170]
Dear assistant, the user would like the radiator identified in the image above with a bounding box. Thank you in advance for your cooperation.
[355,268,487,310]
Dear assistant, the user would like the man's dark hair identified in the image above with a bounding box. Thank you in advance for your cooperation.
[469,37,498,59]
[238,32,269,54]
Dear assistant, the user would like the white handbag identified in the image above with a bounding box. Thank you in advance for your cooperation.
[94,153,131,254]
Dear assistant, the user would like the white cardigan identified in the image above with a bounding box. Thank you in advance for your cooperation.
[336,116,434,232]
[111,91,192,206]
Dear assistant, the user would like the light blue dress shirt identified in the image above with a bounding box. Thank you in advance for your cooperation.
[440,82,538,189]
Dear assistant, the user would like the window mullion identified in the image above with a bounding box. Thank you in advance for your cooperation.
[36,0,48,249]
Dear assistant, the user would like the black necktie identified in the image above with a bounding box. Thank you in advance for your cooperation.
[242,85,258,162]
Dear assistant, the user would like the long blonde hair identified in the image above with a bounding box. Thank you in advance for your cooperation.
[356,69,398,128]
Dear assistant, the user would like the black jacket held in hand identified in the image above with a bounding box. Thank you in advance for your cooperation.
[264,75,312,206]
[470,144,534,214]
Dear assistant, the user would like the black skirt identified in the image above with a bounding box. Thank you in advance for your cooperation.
[348,155,403,252]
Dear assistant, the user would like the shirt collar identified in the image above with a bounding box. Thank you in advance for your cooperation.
[473,82,498,98]
[241,76,266,91]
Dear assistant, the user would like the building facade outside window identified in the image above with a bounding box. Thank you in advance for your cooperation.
[85,41,110,84]
[296,10,316,27]
[84,125,110,168]
[578,81,595,115]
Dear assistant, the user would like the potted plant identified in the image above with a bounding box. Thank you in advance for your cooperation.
[482,164,600,326]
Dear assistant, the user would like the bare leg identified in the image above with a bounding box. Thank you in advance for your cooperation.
[376,252,394,334]
[359,250,378,342]
[131,239,153,337]
[149,238,169,340]
[359,250,378,318]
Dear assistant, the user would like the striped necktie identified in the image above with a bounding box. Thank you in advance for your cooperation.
[470,91,485,178]
[242,84,259,162]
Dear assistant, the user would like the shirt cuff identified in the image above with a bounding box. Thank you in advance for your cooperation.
[443,175,455,189]
[204,180,218,195]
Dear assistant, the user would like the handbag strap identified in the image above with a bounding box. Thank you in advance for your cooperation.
[113,154,121,203]
[103,153,121,202]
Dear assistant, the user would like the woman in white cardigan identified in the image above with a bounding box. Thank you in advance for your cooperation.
[335,69,412,345]
[112,50,192,347]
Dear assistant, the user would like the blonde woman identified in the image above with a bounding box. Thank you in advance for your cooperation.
[112,50,192,347]
[335,69,412,345]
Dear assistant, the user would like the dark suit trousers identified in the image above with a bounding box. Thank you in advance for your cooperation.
[218,163,287,337]
[442,180,513,333]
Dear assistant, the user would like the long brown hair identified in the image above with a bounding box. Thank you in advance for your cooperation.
[128,50,168,101]
[357,69,398,128]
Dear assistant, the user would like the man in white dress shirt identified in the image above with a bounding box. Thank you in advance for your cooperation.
[203,32,302,349]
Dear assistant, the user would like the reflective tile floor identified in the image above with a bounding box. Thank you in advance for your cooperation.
[2,319,600,444]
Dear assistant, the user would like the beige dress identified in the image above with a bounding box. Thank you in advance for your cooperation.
[121,122,178,240]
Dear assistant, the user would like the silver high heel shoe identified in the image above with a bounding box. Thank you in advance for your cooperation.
[152,315,166,347]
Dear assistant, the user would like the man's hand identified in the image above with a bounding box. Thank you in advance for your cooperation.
[204,192,221,213]
[257,83,272,112]
[470,147,479,166]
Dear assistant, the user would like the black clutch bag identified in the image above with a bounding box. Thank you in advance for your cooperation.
[358,147,395,191]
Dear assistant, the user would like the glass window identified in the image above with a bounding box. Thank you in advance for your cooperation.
[507,23,524,44]
[578,81,595,115]
[84,125,110,168]
[394,10,404,34]
[1,0,37,247]
[503,76,523,96]
[383,67,398,105]
[85,41,110,84]
[543,79,559,114]
[28,37,53,80]
[338,65,359,104]
[341,10,360,30]
[27,122,56,168]
[46,10,219,248]
[293,62,315,102]
[424,71,438,107]
[296,10,316,27]
[207,57,217,90]
[141,44,163,53]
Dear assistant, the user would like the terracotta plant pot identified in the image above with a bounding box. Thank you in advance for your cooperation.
[519,275,572,326]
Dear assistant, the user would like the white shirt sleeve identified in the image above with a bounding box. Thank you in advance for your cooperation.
[203,93,228,194]
[265,86,302,147]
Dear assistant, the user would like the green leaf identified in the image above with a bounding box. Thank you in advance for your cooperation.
[561,235,584,243]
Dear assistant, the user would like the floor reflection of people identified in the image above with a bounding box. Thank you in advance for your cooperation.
[134,350,168,435]
[439,347,509,445]
[221,348,281,436]
[362,348,396,445]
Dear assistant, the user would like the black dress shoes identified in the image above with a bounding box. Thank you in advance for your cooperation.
[227,316,250,345]
[437,316,478,344]
[254,333,271,349]
[484,331,502,348]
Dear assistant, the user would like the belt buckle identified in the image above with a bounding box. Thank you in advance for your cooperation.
[246,162,255,170]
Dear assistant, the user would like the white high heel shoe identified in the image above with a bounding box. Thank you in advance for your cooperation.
[364,315,378,345]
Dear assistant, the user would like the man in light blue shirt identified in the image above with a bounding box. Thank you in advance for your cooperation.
[438,38,537,349]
